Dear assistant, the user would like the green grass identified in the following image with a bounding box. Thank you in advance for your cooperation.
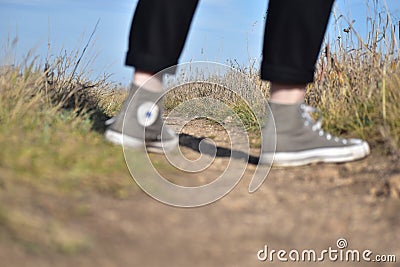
[0,67,133,198]
[0,202,91,254]
[5,121,131,197]
[0,55,133,254]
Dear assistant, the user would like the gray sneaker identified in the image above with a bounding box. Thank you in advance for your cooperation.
[260,102,370,166]
[104,84,178,153]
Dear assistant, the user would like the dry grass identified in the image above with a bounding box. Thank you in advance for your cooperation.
[0,51,134,194]
[164,1,400,155]
[308,1,400,155]
[0,43,134,253]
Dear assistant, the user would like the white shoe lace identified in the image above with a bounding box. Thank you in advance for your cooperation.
[300,104,348,144]
[105,116,116,126]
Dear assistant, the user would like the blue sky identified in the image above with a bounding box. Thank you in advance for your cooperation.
[1,0,399,86]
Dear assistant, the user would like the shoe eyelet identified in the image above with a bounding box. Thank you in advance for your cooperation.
[319,130,324,136]
[326,134,332,140]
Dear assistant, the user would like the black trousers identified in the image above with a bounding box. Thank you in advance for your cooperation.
[126,0,334,84]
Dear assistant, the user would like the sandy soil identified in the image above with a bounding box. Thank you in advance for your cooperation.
[1,119,399,267]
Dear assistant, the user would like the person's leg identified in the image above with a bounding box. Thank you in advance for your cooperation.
[126,0,198,91]
[126,0,199,76]
[263,0,334,104]
[269,83,305,104]
[261,0,335,86]
[260,0,370,166]
[105,0,199,152]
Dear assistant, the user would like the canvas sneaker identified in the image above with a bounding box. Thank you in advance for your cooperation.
[260,102,370,166]
[104,84,178,153]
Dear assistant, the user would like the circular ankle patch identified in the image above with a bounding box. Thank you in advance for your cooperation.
[137,102,160,127]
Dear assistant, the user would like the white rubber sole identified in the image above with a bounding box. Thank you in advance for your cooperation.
[104,129,179,154]
[260,141,370,167]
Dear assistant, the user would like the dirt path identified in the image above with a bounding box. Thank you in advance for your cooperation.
[1,119,399,267]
